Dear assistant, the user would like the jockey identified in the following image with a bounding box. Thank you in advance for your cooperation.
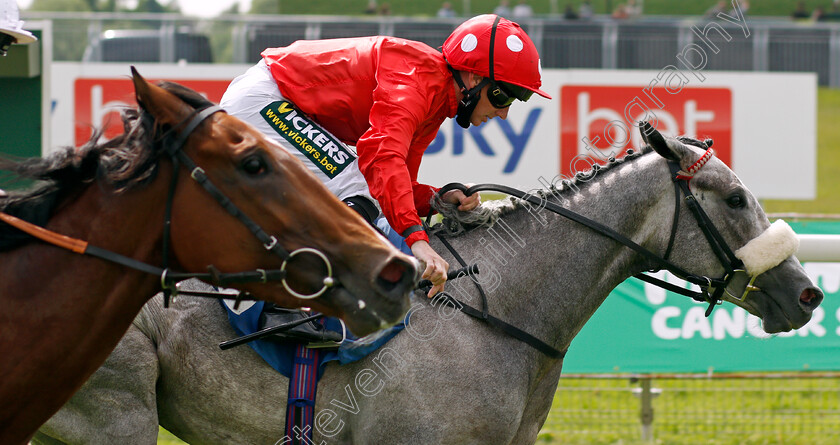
[220,14,550,342]
[0,0,37,57]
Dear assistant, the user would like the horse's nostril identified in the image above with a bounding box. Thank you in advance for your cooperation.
[379,261,405,284]
[799,288,823,309]
[376,258,409,293]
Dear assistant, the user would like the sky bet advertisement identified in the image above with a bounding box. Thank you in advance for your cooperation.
[56,64,815,200]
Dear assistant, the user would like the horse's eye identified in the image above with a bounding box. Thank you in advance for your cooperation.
[726,194,745,209]
[241,155,267,176]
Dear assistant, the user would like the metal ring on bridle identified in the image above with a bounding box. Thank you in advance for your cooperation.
[700,276,716,300]
[280,247,334,300]
[723,269,760,302]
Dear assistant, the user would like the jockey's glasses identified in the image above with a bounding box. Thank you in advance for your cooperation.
[488,80,533,109]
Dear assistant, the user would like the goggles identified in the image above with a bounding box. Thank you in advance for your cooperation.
[487,81,533,109]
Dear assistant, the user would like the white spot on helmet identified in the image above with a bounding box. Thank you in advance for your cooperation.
[506,35,524,52]
[460,33,478,53]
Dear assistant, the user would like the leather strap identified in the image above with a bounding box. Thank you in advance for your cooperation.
[402,224,425,238]
[435,292,566,359]
[433,171,744,317]
[0,212,88,254]
[434,231,565,359]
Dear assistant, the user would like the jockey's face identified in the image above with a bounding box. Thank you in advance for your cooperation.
[466,74,510,127]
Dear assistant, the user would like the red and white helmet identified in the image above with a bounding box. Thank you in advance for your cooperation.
[443,14,550,100]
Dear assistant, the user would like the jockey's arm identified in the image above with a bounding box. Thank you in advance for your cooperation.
[358,77,482,297]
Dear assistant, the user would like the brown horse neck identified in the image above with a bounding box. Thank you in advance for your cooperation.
[0,173,173,445]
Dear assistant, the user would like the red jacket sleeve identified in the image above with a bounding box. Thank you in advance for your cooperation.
[357,98,430,246]
[356,44,452,247]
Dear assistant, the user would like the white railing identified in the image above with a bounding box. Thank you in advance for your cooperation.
[797,235,840,262]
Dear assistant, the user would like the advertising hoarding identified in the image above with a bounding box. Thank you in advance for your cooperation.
[564,222,840,374]
[50,64,816,201]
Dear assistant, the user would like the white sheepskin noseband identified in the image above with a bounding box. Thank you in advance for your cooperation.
[734,220,799,276]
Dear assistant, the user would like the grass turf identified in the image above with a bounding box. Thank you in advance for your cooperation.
[762,87,840,215]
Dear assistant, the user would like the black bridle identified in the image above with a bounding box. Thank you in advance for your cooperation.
[146,104,340,306]
[430,147,750,359]
[0,104,336,308]
[638,153,745,315]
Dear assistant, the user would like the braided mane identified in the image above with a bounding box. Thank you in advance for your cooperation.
[429,145,654,236]
[430,135,714,237]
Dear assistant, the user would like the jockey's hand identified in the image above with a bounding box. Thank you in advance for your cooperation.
[442,185,481,211]
[411,240,449,298]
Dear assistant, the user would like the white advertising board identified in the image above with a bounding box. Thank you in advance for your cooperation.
[50,63,816,199]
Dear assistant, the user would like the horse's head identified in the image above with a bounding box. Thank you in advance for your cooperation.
[640,123,822,333]
[131,68,418,335]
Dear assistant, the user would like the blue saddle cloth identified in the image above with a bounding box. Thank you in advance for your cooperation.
[221,216,411,380]
[221,300,406,379]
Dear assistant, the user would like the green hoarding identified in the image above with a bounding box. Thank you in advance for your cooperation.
[0,24,46,191]
[564,221,840,374]
[0,29,42,159]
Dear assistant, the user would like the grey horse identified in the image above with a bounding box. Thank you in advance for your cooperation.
[35,127,823,445]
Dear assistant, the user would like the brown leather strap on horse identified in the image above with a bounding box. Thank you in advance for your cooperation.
[0,208,285,291]
[0,211,88,254]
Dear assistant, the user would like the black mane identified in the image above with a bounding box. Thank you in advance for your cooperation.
[0,81,212,250]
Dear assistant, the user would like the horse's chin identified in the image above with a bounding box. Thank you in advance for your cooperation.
[759,317,796,334]
[762,308,812,334]
[318,286,405,337]
[733,293,811,334]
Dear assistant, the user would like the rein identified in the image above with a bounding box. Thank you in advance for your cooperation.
[218,264,482,350]
[0,104,335,306]
[430,147,750,358]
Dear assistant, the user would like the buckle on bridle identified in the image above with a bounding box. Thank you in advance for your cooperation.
[190,166,206,181]
[696,276,721,317]
[264,236,278,251]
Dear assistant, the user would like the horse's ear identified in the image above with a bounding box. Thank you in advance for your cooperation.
[130,66,194,127]
[639,121,678,162]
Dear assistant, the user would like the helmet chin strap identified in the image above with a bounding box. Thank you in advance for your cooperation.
[448,64,489,129]
[446,15,500,129]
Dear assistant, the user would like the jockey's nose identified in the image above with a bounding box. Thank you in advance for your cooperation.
[496,107,510,119]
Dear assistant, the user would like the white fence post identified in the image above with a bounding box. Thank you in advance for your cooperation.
[631,376,661,442]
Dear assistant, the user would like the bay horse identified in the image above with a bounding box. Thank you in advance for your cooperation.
[0,68,417,444]
[35,126,822,444]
